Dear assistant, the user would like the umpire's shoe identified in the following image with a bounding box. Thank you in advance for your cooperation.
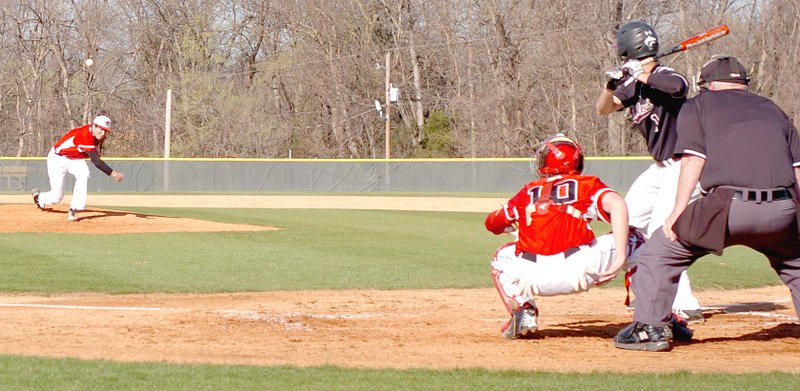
[613,322,671,352]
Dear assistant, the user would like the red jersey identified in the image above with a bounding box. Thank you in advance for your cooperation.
[485,175,615,255]
[53,125,98,159]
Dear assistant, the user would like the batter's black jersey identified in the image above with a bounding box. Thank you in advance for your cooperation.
[614,65,688,162]
[675,89,800,191]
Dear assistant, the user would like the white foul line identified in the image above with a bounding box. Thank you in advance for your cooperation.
[0,303,386,320]
[729,311,798,321]
[0,303,181,312]
[1,302,795,322]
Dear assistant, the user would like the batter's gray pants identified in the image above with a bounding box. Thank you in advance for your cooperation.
[631,198,800,326]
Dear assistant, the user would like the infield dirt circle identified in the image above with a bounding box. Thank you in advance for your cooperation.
[0,195,798,373]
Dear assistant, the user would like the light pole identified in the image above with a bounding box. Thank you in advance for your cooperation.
[163,89,173,192]
[384,51,391,159]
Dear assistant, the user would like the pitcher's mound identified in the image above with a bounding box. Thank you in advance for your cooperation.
[0,204,279,234]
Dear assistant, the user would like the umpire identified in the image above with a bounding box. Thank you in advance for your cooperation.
[613,56,800,352]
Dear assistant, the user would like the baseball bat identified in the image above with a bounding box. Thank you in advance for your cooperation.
[657,24,730,59]
[608,24,730,79]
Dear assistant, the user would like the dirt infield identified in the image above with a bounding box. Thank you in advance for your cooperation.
[1,195,798,373]
[0,287,798,373]
[0,204,277,233]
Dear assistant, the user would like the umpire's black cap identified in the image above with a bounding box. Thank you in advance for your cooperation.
[698,56,749,86]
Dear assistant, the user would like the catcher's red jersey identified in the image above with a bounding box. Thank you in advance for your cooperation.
[53,125,97,159]
[485,175,615,255]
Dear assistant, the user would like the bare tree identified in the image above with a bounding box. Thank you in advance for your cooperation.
[6,1,61,156]
[0,0,797,159]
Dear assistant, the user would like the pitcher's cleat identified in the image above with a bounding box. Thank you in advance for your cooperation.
[32,188,44,210]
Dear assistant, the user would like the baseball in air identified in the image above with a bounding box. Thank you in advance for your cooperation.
[85,58,94,67]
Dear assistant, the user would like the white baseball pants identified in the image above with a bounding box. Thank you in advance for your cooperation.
[491,234,636,306]
[624,160,702,311]
[37,148,91,211]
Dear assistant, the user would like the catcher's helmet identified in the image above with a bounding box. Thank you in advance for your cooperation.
[616,21,659,60]
[537,134,584,177]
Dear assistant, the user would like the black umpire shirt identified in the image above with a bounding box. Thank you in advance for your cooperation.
[674,89,800,192]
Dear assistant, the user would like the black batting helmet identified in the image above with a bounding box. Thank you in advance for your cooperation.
[616,21,659,60]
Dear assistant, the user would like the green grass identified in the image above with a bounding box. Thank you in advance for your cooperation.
[685,245,786,290]
[1,355,798,391]
[0,208,510,293]
[0,207,782,293]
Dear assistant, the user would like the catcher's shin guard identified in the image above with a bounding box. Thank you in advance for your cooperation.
[491,242,522,315]
[492,268,520,315]
[491,242,537,339]
[493,268,523,338]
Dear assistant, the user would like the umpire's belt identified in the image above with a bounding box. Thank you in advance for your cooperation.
[731,188,792,202]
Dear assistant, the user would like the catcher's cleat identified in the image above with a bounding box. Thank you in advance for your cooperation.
[67,208,78,222]
[32,188,44,210]
[501,302,538,340]
[613,321,671,352]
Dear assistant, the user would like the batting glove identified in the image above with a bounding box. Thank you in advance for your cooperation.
[604,66,624,90]
[622,59,644,79]
[605,66,624,80]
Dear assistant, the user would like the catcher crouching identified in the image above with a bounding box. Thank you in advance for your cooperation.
[485,134,690,341]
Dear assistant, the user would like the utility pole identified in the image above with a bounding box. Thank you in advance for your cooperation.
[164,89,172,159]
[163,89,173,192]
[384,51,391,159]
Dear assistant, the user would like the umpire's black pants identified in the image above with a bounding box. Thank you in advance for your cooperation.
[631,197,800,326]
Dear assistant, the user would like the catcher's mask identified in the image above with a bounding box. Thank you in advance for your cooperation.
[537,134,584,177]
